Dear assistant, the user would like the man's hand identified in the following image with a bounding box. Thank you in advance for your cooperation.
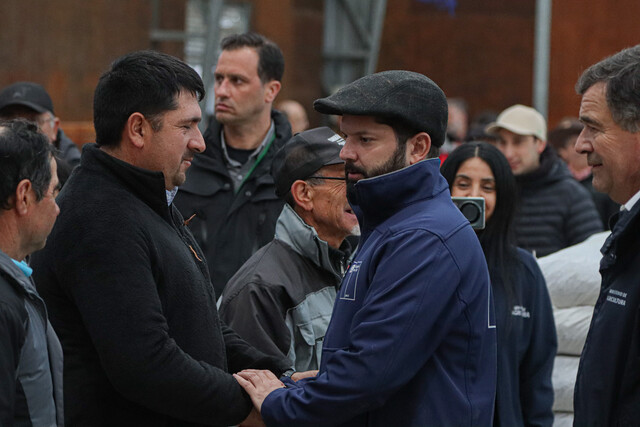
[291,370,318,381]
[234,369,285,412]
[238,408,265,427]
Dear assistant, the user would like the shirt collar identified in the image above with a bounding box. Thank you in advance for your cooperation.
[624,188,640,211]
[11,259,33,278]
[220,121,275,166]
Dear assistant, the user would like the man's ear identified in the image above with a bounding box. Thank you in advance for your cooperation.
[406,132,432,164]
[264,80,282,104]
[536,138,548,154]
[124,113,149,149]
[290,180,314,211]
[13,179,33,216]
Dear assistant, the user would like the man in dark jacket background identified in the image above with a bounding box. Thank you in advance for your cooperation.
[0,81,82,186]
[219,127,358,372]
[31,50,289,427]
[573,44,640,426]
[174,32,291,296]
[486,104,602,256]
[0,119,63,426]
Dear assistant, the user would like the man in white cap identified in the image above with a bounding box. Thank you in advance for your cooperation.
[486,104,602,256]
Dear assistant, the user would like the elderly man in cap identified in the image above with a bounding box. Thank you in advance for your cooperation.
[486,104,602,256]
[573,44,640,426]
[234,70,496,427]
[219,127,357,373]
[0,81,81,168]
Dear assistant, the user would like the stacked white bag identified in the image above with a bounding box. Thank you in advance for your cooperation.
[537,231,610,427]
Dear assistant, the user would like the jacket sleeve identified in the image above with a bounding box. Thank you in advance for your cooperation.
[37,215,256,426]
[220,281,292,361]
[221,322,291,376]
[261,229,476,426]
[0,301,25,425]
[564,181,603,246]
[519,255,557,427]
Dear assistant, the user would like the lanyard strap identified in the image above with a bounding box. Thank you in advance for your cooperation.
[235,132,277,194]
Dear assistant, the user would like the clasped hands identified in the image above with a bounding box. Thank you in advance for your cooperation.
[235,369,318,426]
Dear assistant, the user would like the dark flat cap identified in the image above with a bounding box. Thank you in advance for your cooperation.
[0,82,54,114]
[271,127,345,198]
[313,70,448,147]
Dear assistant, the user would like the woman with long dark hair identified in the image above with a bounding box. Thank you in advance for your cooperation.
[441,141,557,427]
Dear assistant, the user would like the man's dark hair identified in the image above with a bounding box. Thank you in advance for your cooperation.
[221,32,284,83]
[93,50,205,147]
[576,44,640,133]
[375,116,440,158]
[0,119,55,209]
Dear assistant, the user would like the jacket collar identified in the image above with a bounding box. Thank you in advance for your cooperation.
[0,249,37,296]
[600,198,640,267]
[349,158,449,229]
[81,144,172,221]
[275,204,345,280]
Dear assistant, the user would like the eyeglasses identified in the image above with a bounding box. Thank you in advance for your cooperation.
[36,113,55,128]
[306,176,346,181]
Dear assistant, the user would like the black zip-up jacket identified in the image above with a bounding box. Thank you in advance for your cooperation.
[514,149,603,257]
[174,110,292,296]
[574,198,640,426]
[31,144,289,427]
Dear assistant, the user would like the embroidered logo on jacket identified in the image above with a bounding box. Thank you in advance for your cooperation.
[340,261,361,301]
[511,305,531,318]
[606,288,627,307]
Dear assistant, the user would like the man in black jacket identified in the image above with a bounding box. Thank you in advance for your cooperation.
[486,104,602,256]
[31,50,289,427]
[219,127,358,371]
[174,32,292,296]
[573,44,640,426]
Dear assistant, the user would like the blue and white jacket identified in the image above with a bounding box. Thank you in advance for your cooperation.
[262,159,497,427]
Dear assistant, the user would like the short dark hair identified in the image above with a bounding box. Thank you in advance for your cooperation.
[0,119,55,210]
[374,116,440,158]
[576,44,640,133]
[93,50,205,147]
[221,32,284,83]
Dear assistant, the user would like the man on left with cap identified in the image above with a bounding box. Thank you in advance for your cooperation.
[219,127,358,373]
[0,81,81,170]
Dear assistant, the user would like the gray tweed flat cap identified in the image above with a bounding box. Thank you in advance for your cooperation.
[313,70,448,147]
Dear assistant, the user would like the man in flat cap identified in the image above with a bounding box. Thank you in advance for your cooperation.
[219,127,358,373]
[234,70,497,426]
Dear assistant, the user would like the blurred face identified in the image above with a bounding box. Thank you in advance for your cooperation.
[308,164,359,248]
[576,81,640,204]
[450,157,496,222]
[213,47,273,126]
[557,134,590,177]
[339,115,408,197]
[28,156,60,254]
[0,106,59,143]
[494,129,545,175]
[146,91,205,190]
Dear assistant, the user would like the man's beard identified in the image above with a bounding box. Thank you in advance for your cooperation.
[345,143,407,202]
